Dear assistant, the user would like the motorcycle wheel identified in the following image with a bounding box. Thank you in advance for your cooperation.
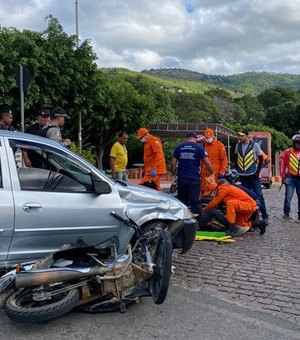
[150,229,172,305]
[5,287,79,323]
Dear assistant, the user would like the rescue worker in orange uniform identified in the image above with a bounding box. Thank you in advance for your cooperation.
[136,128,166,191]
[203,179,257,232]
[201,128,228,194]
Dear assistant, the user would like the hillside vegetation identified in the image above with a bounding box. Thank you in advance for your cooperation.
[102,67,215,94]
[142,68,300,95]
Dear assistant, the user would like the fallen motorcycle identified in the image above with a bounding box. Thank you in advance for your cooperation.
[0,211,190,323]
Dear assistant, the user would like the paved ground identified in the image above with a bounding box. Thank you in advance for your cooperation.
[170,183,300,325]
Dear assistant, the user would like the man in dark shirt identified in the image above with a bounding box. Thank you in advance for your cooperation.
[23,108,50,167]
[25,108,50,135]
[0,106,15,131]
[171,132,214,216]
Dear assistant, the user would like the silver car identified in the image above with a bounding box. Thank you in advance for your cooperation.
[0,131,196,270]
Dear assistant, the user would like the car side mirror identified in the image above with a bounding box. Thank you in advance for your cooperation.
[93,179,112,194]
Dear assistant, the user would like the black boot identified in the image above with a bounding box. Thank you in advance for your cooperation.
[251,220,267,235]
[226,224,249,237]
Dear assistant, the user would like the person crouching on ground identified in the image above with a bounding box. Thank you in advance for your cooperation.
[203,178,266,235]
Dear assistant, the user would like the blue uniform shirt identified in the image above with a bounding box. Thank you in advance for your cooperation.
[173,142,208,181]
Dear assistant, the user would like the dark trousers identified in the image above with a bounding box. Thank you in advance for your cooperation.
[177,179,203,214]
[239,174,268,219]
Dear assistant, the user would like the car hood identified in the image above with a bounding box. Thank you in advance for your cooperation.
[114,181,193,226]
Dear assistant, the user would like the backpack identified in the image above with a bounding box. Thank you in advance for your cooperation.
[39,124,56,138]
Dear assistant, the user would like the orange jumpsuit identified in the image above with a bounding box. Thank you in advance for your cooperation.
[203,183,256,228]
[201,139,228,192]
[139,134,166,191]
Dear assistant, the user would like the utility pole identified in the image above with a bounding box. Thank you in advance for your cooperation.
[75,0,82,153]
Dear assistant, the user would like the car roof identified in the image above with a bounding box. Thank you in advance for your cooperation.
[0,130,60,147]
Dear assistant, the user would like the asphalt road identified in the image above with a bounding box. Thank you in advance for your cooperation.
[0,285,300,340]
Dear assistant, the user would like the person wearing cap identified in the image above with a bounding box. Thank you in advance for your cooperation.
[171,132,214,217]
[42,106,72,147]
[200,178,266,235]
[25,108,50,136]
[21,108,51,167]
[281,134,300,220]
[203,178,257,234]
[109,131,129,181]
[0,106,15,131]
[234,128,268,225]
[136,128,166,191]
[201,128,228,194]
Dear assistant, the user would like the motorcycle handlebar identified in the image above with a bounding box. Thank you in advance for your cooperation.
[110,211,140,234]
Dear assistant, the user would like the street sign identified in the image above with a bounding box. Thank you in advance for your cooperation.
[16,66,31,91]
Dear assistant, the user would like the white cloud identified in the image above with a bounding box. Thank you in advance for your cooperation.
[1,0,300,75]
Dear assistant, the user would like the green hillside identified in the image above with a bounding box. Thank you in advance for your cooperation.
[142,68,300,95]
[101,67,216,94]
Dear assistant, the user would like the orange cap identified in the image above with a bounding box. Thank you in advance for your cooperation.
[202,180,218,197]
[204,128,215,138]
[136,128,149,139]
[202,181,218,196]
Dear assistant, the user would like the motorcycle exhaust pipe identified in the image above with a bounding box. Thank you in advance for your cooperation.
[15,266,109,289]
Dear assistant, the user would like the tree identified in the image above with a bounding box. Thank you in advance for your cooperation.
[0,16,99,132]
[234,95,265,125]
[258,88,300,137]
[169,92,220,123]
[84,71,176,168]
[205,88,246,123]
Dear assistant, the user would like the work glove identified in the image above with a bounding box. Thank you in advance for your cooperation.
[217,173,224,179]
[206,174,215,184]
[150,169,157,177]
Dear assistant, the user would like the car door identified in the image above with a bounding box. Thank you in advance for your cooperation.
[5,137,130,265]
[0,137,14,265]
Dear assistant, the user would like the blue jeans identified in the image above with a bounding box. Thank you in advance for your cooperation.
[283,174,300,215]
[115,171,128,182]
[177,179,203,214]
[239,174,268,219]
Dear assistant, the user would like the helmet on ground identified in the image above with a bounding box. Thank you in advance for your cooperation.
[224,170,239,184]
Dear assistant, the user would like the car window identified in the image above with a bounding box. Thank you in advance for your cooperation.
[9,139,94,192]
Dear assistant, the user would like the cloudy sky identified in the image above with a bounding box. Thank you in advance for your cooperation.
[1,0,300,75]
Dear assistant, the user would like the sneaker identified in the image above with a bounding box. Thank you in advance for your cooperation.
[263,218,269,226]
[251,220,267,235]
[226,224,249,237]
[283,214,290,220]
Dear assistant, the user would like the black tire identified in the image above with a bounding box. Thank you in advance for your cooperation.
[150,229,173,305]
[5,287,79,323]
